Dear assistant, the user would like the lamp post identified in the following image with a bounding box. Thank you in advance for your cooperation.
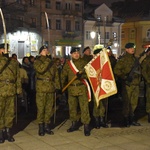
[103,16,107,47]
[97,16,101,45]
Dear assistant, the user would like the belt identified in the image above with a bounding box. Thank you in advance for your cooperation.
[0,79,15,84]
[37,77,51,82]
[70,83,83,86]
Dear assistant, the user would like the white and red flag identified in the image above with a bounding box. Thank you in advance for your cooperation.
[84,48,117,106]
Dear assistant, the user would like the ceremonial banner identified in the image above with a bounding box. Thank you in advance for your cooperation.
[84,48,117,106]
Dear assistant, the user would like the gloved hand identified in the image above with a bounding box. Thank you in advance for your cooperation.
[55,89,62,95]
[76,72,82,79]
[2,52,9,58]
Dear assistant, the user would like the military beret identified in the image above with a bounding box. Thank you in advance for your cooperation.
[93,44,103,54]
[39,45,48,54]
[70,47,80,54]
[0,43,9,49]
[82,46,90,53]
[125,43,135,49]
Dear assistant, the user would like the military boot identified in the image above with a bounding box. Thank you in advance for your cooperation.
[5,128,15,142]
[45,123,54,135]
[129,116,141,126]
[124,116,130,127]
[100,117,108,128]
[84,124,90,136]
[148,113,150,123]
[38,123,45,136]
[67,121,78,132]
[94,117,100,129]
[0,130,5,144]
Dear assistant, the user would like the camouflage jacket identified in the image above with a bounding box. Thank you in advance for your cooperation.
[114,52,141,85]
[141,55,150,84]
[82,54,93,63]
[61,58,88,96]
[0,55,22,96]
[34,56,60,93]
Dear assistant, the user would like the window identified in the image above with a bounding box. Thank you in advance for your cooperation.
[56,1,61,10]
[66,20,71,31]
[30,18,36,28]
[121,31,125,39]
[147,29,150,38]
[46,19,51,29]
[30,0,35,6]
[105,32,109,39]
[113,32,117,41]
[75,3,80,11]
[130,30,135,39]
[75,21,80,31]
[56,19,61,30]
[45,0,51,9]
[65,2,71,10]
[86,31,91,40]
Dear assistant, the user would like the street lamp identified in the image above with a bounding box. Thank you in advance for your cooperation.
[90,31,96,49]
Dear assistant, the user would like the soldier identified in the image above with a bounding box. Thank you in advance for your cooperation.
[114,43,141,127]
[92,44,109,129]
[141,47,150,122]
[34,45,60,136]
[61,47,91,136]
[82,46,93,63]
[0,43,22,143]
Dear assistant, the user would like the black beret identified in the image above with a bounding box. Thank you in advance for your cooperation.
[70,47,80,54]
[125,43,135,49]
[82,46,90,53]
[0,43,9,49]
[39,45,48,54]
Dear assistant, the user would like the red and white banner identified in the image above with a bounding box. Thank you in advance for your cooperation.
[84,48,117,106]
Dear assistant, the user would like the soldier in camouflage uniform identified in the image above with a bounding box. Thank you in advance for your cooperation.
[141,48,150,122]
[92,45,109,129]
[61,47,91,136]
[0,43,22,143]
[82,46,93,63]
[34,45,60,136]
[114,43,141,127]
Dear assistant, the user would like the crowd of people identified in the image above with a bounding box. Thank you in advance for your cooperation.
[0,42,150,144]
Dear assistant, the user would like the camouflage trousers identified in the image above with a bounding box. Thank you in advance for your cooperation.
[0,95,15,129]
[68,94,91,124]
[36,92,55,124]
[122,84,139,117]
[93,98,108,117]
[146,83,150,113]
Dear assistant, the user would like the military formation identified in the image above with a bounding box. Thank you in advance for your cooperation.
[0,41,150,144]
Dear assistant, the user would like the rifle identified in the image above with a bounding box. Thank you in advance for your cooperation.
[126,47,150,86]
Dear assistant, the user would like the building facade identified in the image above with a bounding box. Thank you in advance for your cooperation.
[121,19,150,56]
[84,3,124,57]
[0,0,83,59]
